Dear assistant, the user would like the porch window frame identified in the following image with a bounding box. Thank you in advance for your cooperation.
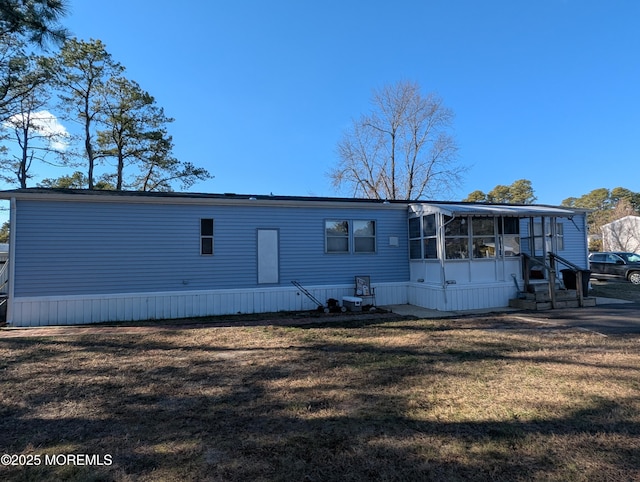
[471,216,497,259]
[444,215,469,260]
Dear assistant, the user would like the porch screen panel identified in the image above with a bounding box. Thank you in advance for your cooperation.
[423,214,437,258]
[500,217,520,256]
[409,217,422,259]
[444,216,469,259]
[472,217,496,258]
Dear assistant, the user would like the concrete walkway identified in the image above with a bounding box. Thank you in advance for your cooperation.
[388,297,640,336]
[387,296,632,319]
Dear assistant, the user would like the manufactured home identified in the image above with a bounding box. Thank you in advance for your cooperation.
[601,215,640,253]
[0,189,590,326]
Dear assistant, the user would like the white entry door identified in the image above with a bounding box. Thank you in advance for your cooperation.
[257,229,279,284]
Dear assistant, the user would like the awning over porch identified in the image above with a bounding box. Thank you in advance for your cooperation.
[412,202,578,218]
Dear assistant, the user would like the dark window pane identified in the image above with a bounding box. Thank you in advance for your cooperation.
[410,239,422,259]
[444,216,468,236]
[445,238,469,259]
[201,219,213,236]
[502,217,519,235]
[423,214,436,236]
[424,238,437,258]
[201,238,213,255]
[472,217,494,236]
[327,237,349,253]
[355,237,375,253]
[409,217,421,238]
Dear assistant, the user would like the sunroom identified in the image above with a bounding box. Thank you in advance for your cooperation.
[406,202,588,311]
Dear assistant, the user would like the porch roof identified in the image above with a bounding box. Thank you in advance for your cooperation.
[414,202,578,218]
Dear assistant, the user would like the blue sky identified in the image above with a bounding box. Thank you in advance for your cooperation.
[7,0,640,205]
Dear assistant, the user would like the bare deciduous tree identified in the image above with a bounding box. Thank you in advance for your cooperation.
[329,80,465,200]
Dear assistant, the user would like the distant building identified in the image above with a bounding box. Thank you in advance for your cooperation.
[601,215,640,253]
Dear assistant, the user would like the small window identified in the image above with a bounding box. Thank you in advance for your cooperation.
[201,219,214,255]
[423,214,437,259]
[354,220,376,253]
[326,220,349,253]
[409,217,422,259]
[556,222,564,251]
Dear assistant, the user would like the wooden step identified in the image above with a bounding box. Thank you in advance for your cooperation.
[524,289,578,302]
[509,297,596,311]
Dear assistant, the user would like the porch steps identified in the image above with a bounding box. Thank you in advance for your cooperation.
[508,283,596,310]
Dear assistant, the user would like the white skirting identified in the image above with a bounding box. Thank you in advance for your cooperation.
[8,282,409,327]
[408,281,517,311]
[7,281,517,327]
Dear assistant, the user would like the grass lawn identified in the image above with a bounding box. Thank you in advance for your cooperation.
[1,314,639,481]
[590,278,640,302]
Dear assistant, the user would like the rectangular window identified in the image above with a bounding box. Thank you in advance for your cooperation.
[444,215,469,259]
[500,217,520,257]
[200,218,214,255]
[472,217,496,259]
[409,214,437,259]
[422,214,437,259]
[556,222,564,251]
[533,219,544,254]
[326,220,349,253]
[409,217,422,259]
[354,220,376,253]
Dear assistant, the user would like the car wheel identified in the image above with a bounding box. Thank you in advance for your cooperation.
[628,272,640,285]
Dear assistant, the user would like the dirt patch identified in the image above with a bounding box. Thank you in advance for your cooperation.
[0,309,405,338]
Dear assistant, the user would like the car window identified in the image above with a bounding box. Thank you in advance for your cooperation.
[606,254,619,263]
[591,254,605,262]
[624,253,640,263]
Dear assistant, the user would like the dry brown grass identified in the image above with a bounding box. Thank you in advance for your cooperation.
[1,315,639,481]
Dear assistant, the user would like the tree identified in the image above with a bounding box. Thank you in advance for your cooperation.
[0,1,68,121]
[561,187,640,239]
[130,128,211,192]
[95,77,210,191]
[329,80,464,200]
[37,170,113,189]
[96,76,155,190]
[464,190,487,202]
[610,187,640,213]
[463,179,536,204]
[1,59,67,187]
[0,0,69,47]
[507,179,537,204]
[46,38,124,189]
[0,220,8,243]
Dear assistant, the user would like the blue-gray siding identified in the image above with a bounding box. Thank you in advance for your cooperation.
[14,200,409,297]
